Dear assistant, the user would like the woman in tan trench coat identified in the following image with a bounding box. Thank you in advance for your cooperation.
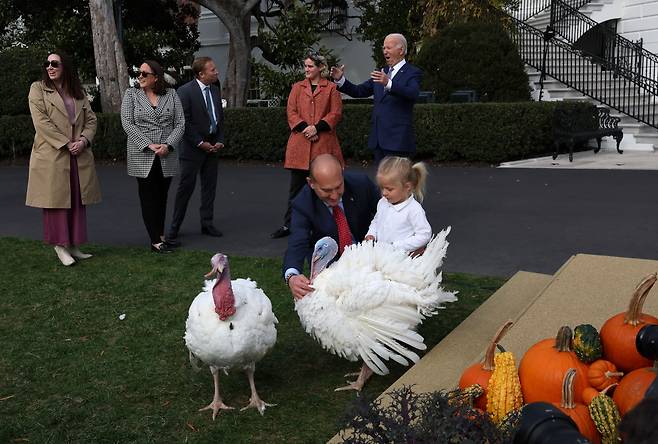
[270,51,344,239]
[26,51,101,266]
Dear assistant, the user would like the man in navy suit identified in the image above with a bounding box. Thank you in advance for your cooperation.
[167,56,225,244]
[330,33,422,164]
[283,154,379,299]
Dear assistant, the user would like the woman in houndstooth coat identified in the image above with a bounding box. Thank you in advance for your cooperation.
[120,59,185,253]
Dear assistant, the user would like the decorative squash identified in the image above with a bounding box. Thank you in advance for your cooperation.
[573,324,602,363]
[553,368,600,443]
[459,320,513,410]
[587,359,623,390]
[600,273,658,372]
[588,385,621,444]
[518,326,591,404]
[485,351,523,424]
[612,361,658,416]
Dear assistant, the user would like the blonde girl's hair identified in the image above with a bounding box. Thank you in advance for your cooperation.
[377,156,429,203]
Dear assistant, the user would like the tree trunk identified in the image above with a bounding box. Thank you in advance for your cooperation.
[197,0,258,107]
[88,0,129,112]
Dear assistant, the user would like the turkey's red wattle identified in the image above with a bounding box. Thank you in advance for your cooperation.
[212,275,236,321]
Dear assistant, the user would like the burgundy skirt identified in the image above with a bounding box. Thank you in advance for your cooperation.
[42,155,87,246]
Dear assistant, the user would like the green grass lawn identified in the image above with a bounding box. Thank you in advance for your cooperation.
[0,237,505,443]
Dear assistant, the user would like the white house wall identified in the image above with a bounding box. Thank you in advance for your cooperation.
[618,0,658,54]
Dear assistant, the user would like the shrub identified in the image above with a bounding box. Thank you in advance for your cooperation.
[339,385,518,443]
[0,101,593,164]
[0,46,47,116]
[415,20,531,103]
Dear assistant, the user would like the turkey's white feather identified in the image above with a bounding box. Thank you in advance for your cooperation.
[295,227,457,376]
[184,278,278,372]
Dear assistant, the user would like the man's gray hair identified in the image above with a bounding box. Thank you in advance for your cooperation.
[386,33,408,55]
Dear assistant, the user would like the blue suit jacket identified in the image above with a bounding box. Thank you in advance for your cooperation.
[338,62,422,154]
[176,79,225,161]
[282,172,380,274]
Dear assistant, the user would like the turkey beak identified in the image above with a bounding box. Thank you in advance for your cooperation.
[204,262,224,279]
[310,254,320,281]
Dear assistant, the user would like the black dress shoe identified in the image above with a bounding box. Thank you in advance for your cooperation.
[201,225,223,237]
[163,238,181,248]
[270,226,290,239]
[151,243,174,254]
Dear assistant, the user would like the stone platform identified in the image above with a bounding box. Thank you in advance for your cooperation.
[329,254,658,443]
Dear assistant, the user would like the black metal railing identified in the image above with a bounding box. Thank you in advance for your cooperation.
[508,0,591,23]
[510,0,551,22]
[508,17,658,128]
[548,0,658,96]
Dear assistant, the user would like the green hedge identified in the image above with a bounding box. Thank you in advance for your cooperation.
[0,101,592,164]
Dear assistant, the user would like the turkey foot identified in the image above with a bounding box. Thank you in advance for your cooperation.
[240,367,276,415]
[335,364,374,392]
[199,368,234,420]
[199,399,234,420]
[240,394,276,415]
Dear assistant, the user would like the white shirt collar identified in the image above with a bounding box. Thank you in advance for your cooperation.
[390,59,406,74]
[388,195,415,212]
[196,78,211,91]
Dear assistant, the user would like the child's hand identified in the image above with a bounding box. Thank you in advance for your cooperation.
[364,235,375,242]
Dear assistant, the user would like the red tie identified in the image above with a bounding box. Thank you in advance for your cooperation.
[332,205,353,255]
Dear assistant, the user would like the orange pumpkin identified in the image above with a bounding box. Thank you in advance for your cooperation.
[581,387,600,406]
[600,273,658,373]
[553,368,600,443]
[612,362,658,416]
[581,384,616,406]
[459,320,513,410]
[519,326,591,404]
[587,359,623,390]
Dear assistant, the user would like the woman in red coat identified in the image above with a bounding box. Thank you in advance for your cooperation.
[270,51,344,238]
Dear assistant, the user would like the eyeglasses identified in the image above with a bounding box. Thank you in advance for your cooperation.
[43,60,61,68]
[306,50,323,63]
[137,71,155,78]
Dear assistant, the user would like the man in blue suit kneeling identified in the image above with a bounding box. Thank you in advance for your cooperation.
[283,154,379,299]
[330,33,422,164]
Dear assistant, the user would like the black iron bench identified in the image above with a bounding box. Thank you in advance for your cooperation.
[553,105,623,162]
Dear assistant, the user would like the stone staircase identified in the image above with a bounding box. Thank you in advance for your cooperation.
[522,1,658,151]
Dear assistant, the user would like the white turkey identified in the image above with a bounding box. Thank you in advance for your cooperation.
[184,253,278,419]
[294,227,457,392]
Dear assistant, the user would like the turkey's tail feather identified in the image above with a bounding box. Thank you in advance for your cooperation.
[415,226,451,281]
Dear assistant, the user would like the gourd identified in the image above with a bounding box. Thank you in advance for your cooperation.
[588,385,621,444]
[573,324,602,363]
[600,273,658,372]
[552,368,600,444]
[485,351,523,424]
[459,320,513,410]
[587,359,623,390]
[612,361,658,416]
[518,326,591,404]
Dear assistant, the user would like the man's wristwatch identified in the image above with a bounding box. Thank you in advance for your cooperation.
[284,272,297,288]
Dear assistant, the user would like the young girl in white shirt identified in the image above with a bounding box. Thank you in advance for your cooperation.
[365,156,432,254]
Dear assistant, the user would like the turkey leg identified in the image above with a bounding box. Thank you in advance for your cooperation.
[199,366,234,420]
[335,363,374,392]
[240,366,276,415]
